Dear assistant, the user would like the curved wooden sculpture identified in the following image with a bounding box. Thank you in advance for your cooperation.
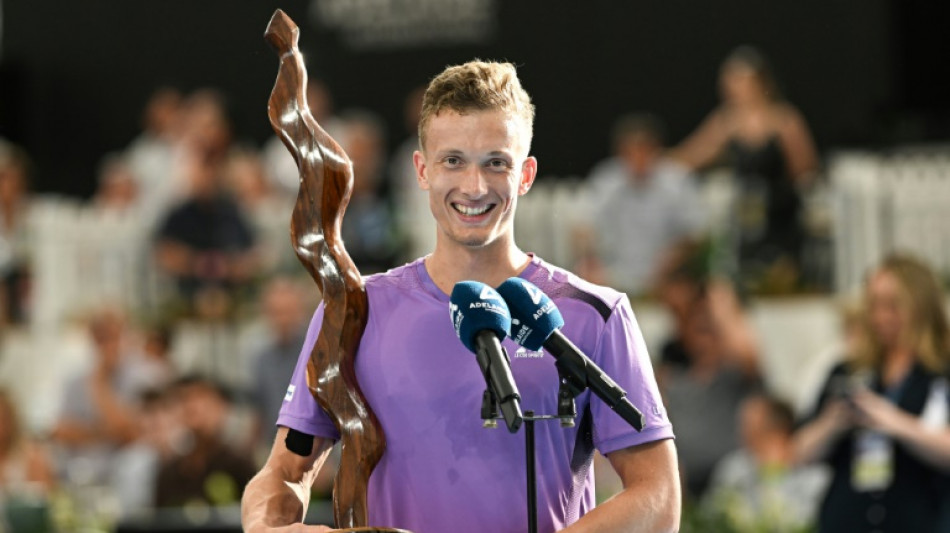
[265,10,409,533]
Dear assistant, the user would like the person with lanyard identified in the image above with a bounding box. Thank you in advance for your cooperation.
[794,254,950,532]
[241,60,680,532]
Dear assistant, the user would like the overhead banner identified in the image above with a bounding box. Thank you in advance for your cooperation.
[310,0,496,50]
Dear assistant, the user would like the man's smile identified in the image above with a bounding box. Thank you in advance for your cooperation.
[452,202,496,217]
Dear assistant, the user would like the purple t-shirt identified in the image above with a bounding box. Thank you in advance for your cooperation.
[277,256,673,533]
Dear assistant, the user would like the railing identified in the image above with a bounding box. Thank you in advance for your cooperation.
[831,147,950,294]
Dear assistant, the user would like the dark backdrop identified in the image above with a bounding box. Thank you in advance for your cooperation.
[0,0,946,197]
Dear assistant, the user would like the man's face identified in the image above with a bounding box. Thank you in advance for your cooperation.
[619,136,661,178]
[413,109,536,251]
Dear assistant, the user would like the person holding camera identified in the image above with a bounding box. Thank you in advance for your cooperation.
[793,254,950,532]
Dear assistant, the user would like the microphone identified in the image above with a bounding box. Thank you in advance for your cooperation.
[450,281,523,433]
[496,278,645,431]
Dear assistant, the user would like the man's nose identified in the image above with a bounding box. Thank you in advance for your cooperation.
[459,166,488,197]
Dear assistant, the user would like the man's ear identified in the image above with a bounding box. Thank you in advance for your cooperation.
[519,156,538,195]
[413,150,429,190]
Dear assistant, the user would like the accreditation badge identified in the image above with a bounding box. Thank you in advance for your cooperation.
[851,429,894,492]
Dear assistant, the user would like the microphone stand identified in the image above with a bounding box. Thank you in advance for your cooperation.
[480,367,582,533]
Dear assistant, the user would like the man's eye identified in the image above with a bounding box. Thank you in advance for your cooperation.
[444,156,462,167]
[488,159,511,170]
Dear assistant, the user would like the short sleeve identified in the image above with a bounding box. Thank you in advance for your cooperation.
[590,296,674,455]
[275,302,341,440]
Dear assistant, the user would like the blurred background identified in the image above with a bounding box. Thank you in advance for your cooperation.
[0,0,948,531]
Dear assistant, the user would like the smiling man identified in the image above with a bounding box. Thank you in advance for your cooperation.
[242,61,680,533]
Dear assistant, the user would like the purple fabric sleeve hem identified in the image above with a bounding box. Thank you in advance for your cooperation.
[276,413,341,442]
[596,424,675,456]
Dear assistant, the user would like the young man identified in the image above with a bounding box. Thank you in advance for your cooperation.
[241,61,680,532]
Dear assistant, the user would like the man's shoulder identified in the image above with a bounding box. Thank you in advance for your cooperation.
[525,256,627,322]
[363,259,425,292]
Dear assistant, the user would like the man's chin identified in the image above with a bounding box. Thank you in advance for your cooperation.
[458,237,491,248]
[451,232,494,249]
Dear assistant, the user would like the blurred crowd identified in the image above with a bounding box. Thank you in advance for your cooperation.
[0,45,946,532]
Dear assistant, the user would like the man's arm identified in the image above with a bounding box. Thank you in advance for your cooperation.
[561,439,681,533]
[242,426,337,533]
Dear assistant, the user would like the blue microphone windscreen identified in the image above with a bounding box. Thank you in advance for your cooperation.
[496,278,564,351]
[450,281,512,354]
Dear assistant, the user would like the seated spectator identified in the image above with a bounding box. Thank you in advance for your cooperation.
[125,87,184,230]
[0,388,55,496]
[50,307,142,486]
[657,257,760,501]
[122,324,177,397]
[154,148,258,318]
[702,392,829,531]
[224,147,298,277]
[247,277,312,458]
[793,253,950,532]
[336,109,401,275]
[576,113,705,297]
[0,140,34,327]
[154,376,257,508]
[111,387,187,518]
[388,84,431,263]
[654,239,715,372]
[92,153,139,217]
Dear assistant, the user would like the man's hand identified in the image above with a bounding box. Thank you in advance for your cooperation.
[560,439,680,532]
[242,426,336,533]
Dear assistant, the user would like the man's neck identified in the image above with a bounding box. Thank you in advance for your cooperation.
[425,239,531,296]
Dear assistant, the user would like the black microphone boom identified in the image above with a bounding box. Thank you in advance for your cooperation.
[496,277,645,432]
[544,331,644,431]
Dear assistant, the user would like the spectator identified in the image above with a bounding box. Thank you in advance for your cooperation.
[702,392,829,531]
[224,147,298,277]
[92,153,139,216]
[111,387,187,518]
[671,46,819,294]
[576,113,705,297]
[793,253,950,532]
[0,388,55,496]
[177,89,233,168]
[247,277,312,457]
[0,140,33,327]
[336,109,401,274]
[389,84,431,263]
[50,307,142,486]
[154,376,257,508]
[657,252,760,500]
[153,143,258,318]
[124,87,184,229]
[122,324,177,397]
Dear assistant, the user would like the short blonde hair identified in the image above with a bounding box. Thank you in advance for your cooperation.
[418,60,535,150]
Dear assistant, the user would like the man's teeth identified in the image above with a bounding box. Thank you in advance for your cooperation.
[454,204,491,216]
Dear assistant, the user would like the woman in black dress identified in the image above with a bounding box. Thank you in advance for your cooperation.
[671,46,819,293]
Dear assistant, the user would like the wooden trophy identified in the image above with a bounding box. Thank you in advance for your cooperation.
[265,10,410,533]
